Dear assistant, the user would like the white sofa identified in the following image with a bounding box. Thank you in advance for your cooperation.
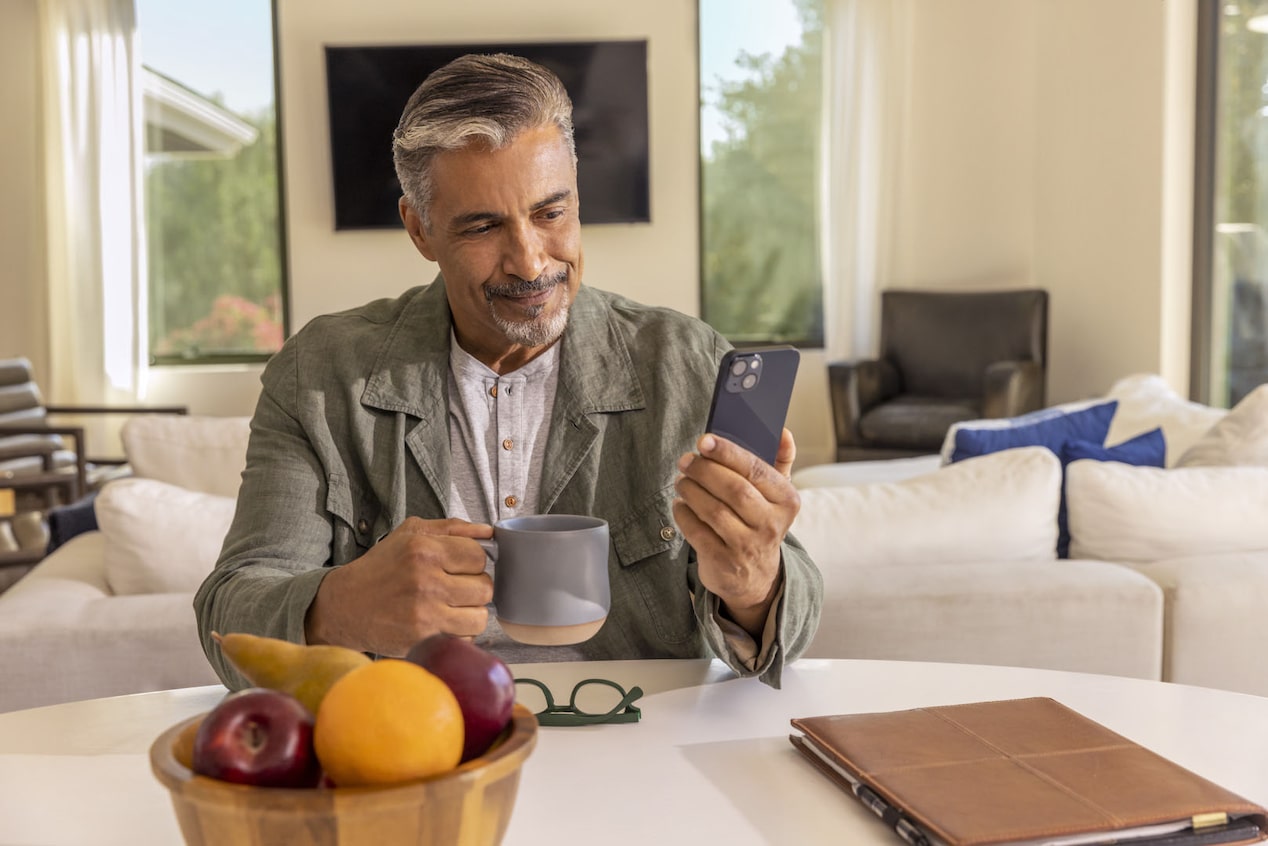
[0,416,249,712]
[0,374,1263,712]
[790,447,1165,681]
[793,374,1268,697]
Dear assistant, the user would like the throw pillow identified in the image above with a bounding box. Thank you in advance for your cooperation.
[943,400,1118,464]
[1066,461,1268,562]
[1103,374,1226,466]
[121,415,252,498]
[1176,383,1268,467]
[1054,427,1166,558]
[791,446,1061,569]
[96,477,236,595]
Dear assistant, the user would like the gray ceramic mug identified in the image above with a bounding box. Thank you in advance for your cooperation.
[479,514,611,646]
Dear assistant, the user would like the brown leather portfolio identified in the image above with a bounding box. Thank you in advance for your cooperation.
[790,697,1268,846]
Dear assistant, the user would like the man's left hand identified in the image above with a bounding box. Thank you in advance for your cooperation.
[671,429,801,638]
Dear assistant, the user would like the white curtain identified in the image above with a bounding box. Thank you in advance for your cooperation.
[39,0,148,404]
[823,0,913,361]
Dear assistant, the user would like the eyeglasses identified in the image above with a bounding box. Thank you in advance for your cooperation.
[514,677,644,727]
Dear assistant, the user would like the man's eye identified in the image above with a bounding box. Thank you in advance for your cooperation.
[465,223,496,235]
[540,209,566,221]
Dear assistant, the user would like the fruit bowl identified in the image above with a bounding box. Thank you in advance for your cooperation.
[150,703,537,846]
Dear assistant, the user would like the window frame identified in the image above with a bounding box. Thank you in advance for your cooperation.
[1191,0,1220,403]
[695,0,827,350]
[145,0,291,367]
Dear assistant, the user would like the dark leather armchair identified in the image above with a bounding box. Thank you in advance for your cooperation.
[828,289,1048,461]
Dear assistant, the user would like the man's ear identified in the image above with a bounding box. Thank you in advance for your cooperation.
[399,197,438,261]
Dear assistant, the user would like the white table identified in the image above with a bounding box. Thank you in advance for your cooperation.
[1,658,1267,845]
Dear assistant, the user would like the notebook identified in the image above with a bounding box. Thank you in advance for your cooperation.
[790,697,1268,846]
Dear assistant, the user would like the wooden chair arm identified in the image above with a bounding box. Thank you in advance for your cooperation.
[0,424,87,499]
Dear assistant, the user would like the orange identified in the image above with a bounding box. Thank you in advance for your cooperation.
[314,659,464,787]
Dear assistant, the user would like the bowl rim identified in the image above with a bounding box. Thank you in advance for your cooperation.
[150,702,537,800]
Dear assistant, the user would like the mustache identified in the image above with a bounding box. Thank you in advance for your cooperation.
[484,269,569,301]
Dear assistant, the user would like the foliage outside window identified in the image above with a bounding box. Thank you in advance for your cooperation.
[1204,0,1268,405]
[137,0,287,363]
[699,0,825,347]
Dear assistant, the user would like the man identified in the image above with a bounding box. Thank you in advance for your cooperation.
[194,53,821,689]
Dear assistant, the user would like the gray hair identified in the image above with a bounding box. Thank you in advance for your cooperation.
[392,53,577,228]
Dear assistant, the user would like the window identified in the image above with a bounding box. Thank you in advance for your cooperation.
[136,0,287,363]
[698,0,825,346]
[1195,0,1268,405]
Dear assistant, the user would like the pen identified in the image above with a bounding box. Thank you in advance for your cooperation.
[854,783,931,846]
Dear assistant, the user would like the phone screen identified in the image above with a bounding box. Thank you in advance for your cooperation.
[704,347,800,467]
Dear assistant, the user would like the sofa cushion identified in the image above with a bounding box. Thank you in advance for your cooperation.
[792,446,1061,568]
[1066,461,1268,562]
[1176,383,1268,467]
[121,414,251,498]
[1054,428,1167,558]
[1103,374,1226,466]
[941,400,1117,464]
[95,478,236,595]
[791,454,941,489]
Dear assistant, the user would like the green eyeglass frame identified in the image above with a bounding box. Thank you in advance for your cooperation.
[514,677,644,727]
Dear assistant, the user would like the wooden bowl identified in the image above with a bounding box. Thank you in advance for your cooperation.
[150,704,537,846]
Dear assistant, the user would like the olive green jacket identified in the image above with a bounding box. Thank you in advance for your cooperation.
[194,282,822,688]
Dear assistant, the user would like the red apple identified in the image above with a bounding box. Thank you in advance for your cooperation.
[192,688,322,788]
[405,634,516,762]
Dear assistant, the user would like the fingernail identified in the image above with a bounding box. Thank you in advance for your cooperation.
[678,453,694,471]
[700,435,717,453]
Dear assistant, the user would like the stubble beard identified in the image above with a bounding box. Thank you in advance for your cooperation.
[485,270,572,347]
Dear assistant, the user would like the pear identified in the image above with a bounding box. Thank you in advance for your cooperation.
[213,632,371,716]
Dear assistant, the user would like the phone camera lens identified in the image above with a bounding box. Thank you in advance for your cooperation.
[741,373,758,390]
[730,359,748,377]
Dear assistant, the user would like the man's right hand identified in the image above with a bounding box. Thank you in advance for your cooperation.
[303,517,494,656]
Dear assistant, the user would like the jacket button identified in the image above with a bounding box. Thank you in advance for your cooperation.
[357,518,369,534]
[660,526,676,541]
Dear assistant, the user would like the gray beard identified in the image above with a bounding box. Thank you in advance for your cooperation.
[491,298,570,347]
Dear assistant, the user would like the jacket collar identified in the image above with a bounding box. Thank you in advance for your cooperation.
[360,280,451,423]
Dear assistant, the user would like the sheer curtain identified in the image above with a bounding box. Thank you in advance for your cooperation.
[39,0,148,405]
[823,0,913,361]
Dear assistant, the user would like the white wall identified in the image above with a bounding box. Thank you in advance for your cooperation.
[887,0,1193,409]
[890,0,1039,286]
[0,0,1198,469]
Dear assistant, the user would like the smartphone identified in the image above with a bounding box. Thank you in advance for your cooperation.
[704,346,801,467]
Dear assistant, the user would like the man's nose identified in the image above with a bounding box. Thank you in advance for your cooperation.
[502,222,548,282]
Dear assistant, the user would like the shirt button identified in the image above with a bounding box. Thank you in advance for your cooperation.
[504,495,518,508]
[502,438,514,451]
[357,518,369,534]
[489,385,498,398]
[660,526,676,541]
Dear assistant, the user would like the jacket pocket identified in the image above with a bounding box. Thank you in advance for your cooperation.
[610,485,694,644]
[326,472,382,564]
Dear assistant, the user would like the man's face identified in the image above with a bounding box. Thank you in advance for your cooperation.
[400,124,583,370]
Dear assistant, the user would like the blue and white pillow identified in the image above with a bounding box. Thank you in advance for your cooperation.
[945,400,1119,464]
[1056,427,1167,557]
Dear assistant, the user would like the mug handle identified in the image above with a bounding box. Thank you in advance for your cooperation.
[476,538,498,561]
